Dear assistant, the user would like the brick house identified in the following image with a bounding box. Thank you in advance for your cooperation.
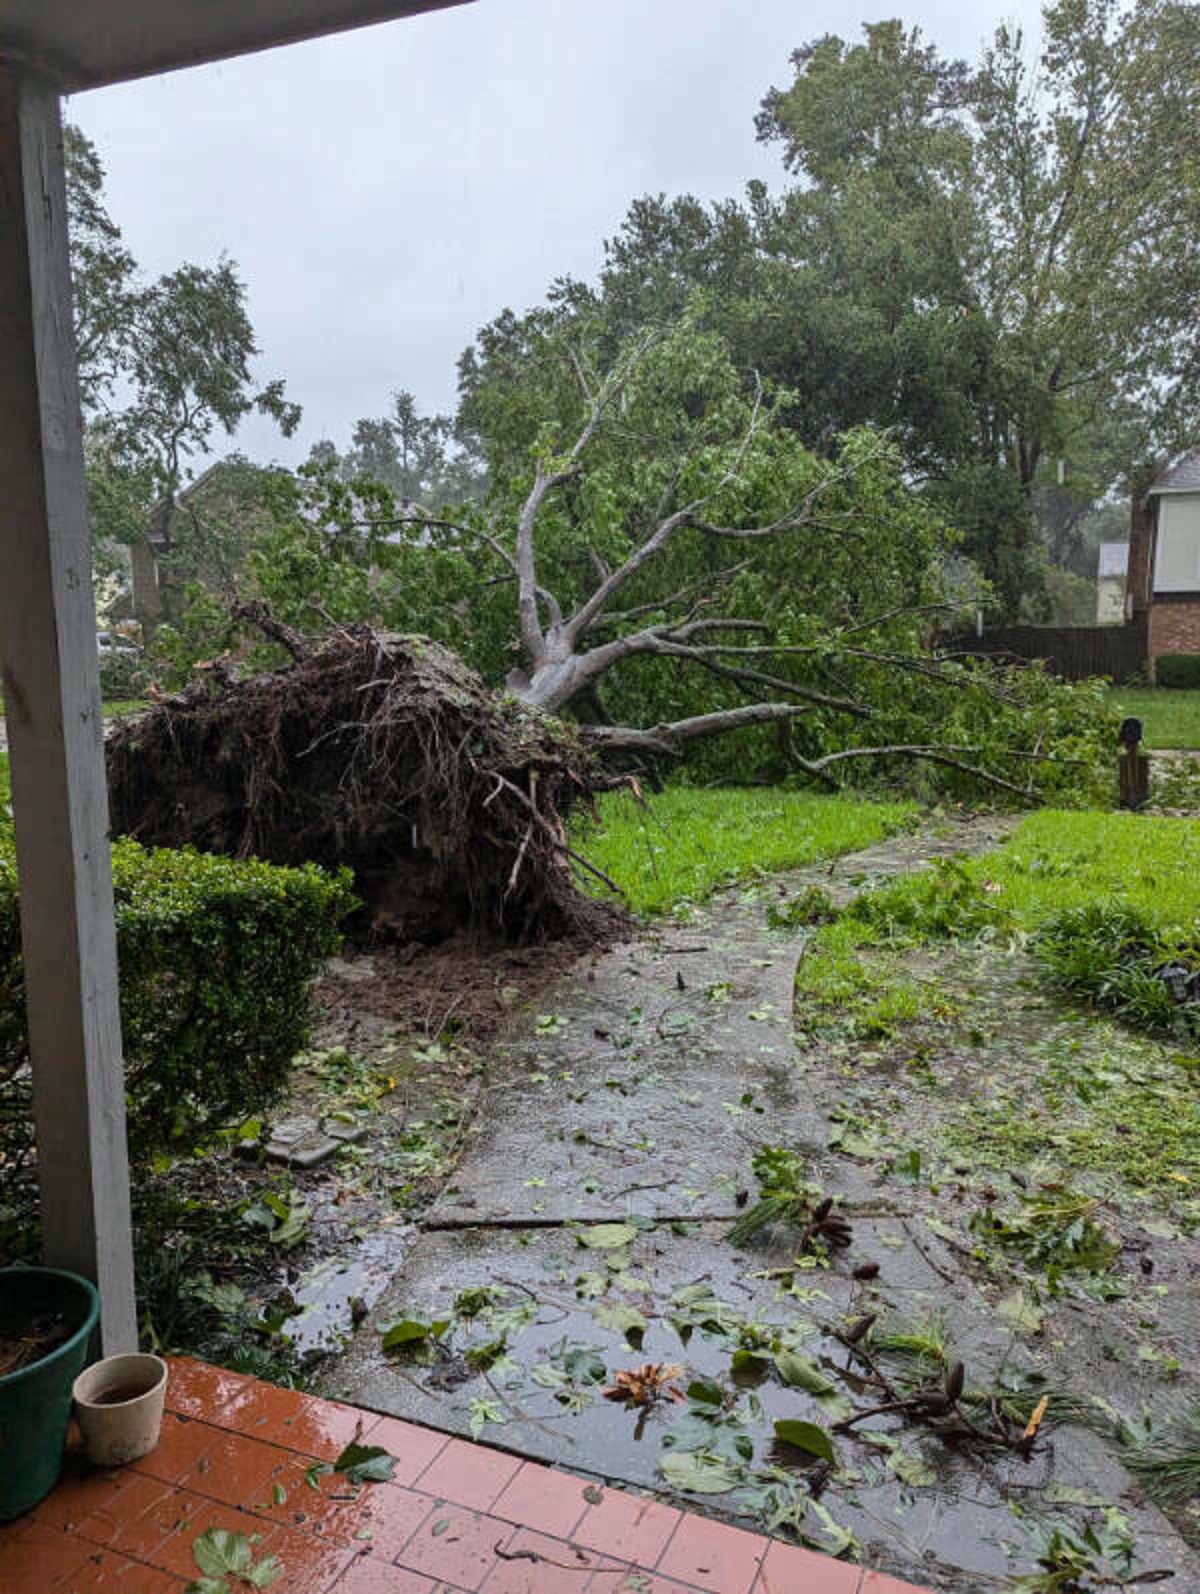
[1127,449,1200,677]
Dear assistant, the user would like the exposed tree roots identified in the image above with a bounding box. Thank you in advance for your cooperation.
[107,617,626,945]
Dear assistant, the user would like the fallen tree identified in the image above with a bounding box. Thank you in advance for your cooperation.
[130,323,1115,943]
[107,609,622,944]
[325,325,1116,802]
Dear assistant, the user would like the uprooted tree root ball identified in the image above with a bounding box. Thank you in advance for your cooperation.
[106,611,627,945]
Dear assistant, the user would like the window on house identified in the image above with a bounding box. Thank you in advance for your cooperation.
[1155,495,1200,592]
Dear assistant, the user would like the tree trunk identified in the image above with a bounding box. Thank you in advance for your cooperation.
[129,534,161,638]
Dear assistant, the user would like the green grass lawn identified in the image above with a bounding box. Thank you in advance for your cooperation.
[578,786,916,916]
[1107,687,1200,749]
[856,808,1200,935]
[797,808,1200,1027]
[964,808,1200,927]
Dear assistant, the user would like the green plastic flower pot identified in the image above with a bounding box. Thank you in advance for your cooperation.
[0,1266,100,1521]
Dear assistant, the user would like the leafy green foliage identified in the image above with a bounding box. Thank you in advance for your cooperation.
[805,813,1200,1049]
[1123,1399,1200,1513]
[0,841,354,1181]
[773,1418,835,1462]
[944,1024,1200,1210]
[758,3,1200,611]
[240,1189,311,1250]
[767,884,837,930]
[846,856,1014,942]
[1008,1508,1142,1593]
[157,303,1116,802]
[969,1191,1120,1283]
[869,1313,951,1376]
[127,1218,304,1384]
[1033,903,1200,1041]
[64,125,137,412]
[1154,655,1200,692]
[98,647,151,703]
[726,1145,819,1248]
[458,1,1200,621]
[310,389,485,506]
[188,1527,280,1591]
[64,126,299,629]
[333,1442,397,1484]
[380,1317,450,1352]
[842,811,1200,940]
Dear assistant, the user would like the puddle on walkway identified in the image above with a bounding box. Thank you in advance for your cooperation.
[283,1226,416,1359]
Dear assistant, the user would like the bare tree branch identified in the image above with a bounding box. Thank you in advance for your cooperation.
[641,639,874,718]
[580,701,822,756]
[584,716,1038,801]
[232,599,311,661]
[564,376,769,643]
[515,336,655,661]
[835,602,959,638]
[589,563,751,629]
[790,743,1035,800]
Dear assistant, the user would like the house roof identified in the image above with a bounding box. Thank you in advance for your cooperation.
[1097,542,1129,579]
[1,0,471,91]
[1149,449,1200,495]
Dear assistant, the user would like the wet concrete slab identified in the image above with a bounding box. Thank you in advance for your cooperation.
[321,818,1200,1591]
[324,1212,1197,1590]
[426,820,1017,1230]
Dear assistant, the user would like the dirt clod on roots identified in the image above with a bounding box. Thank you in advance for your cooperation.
[106,619,625,945]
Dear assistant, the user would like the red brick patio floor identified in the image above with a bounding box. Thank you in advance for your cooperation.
[1,1358,933,1594]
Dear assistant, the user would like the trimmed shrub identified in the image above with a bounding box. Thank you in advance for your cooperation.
[0,841,355,1176]
[1155,654,1200,690]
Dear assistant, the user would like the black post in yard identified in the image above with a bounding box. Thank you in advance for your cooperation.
[1118,717,1150,810]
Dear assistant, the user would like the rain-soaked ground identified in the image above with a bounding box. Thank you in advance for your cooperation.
[315,816,1200,1592]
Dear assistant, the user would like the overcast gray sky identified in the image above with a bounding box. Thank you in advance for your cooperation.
[71,0,1042,470]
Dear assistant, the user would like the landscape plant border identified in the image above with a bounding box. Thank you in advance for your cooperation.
[0,838,355,1252]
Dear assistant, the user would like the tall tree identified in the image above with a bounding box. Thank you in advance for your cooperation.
[757,0,1200,610]
[311,390,485,505]
[238,319,1110,800]
[108,259,300,508]
[64,127,301,630]
[64,125,138,412]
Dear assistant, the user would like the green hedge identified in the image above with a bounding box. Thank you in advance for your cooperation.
[1155,654,1200,690]
[0,841,355,1168]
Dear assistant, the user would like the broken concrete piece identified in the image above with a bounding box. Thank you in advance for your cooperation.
[262,1113,368,1167]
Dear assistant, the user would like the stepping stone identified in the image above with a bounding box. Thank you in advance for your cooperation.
[261,1113,367,1167]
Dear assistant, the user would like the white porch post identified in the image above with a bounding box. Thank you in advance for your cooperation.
[0,66,137,1353]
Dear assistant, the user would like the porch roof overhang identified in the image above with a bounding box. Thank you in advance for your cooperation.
[2,0,471,90]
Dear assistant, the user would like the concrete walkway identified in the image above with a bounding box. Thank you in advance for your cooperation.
[320,817,1196,1592]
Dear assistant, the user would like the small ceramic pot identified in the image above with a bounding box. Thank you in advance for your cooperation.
[72,1352,168,1467]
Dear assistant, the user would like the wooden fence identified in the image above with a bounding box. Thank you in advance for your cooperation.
[952,615,1147,682]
